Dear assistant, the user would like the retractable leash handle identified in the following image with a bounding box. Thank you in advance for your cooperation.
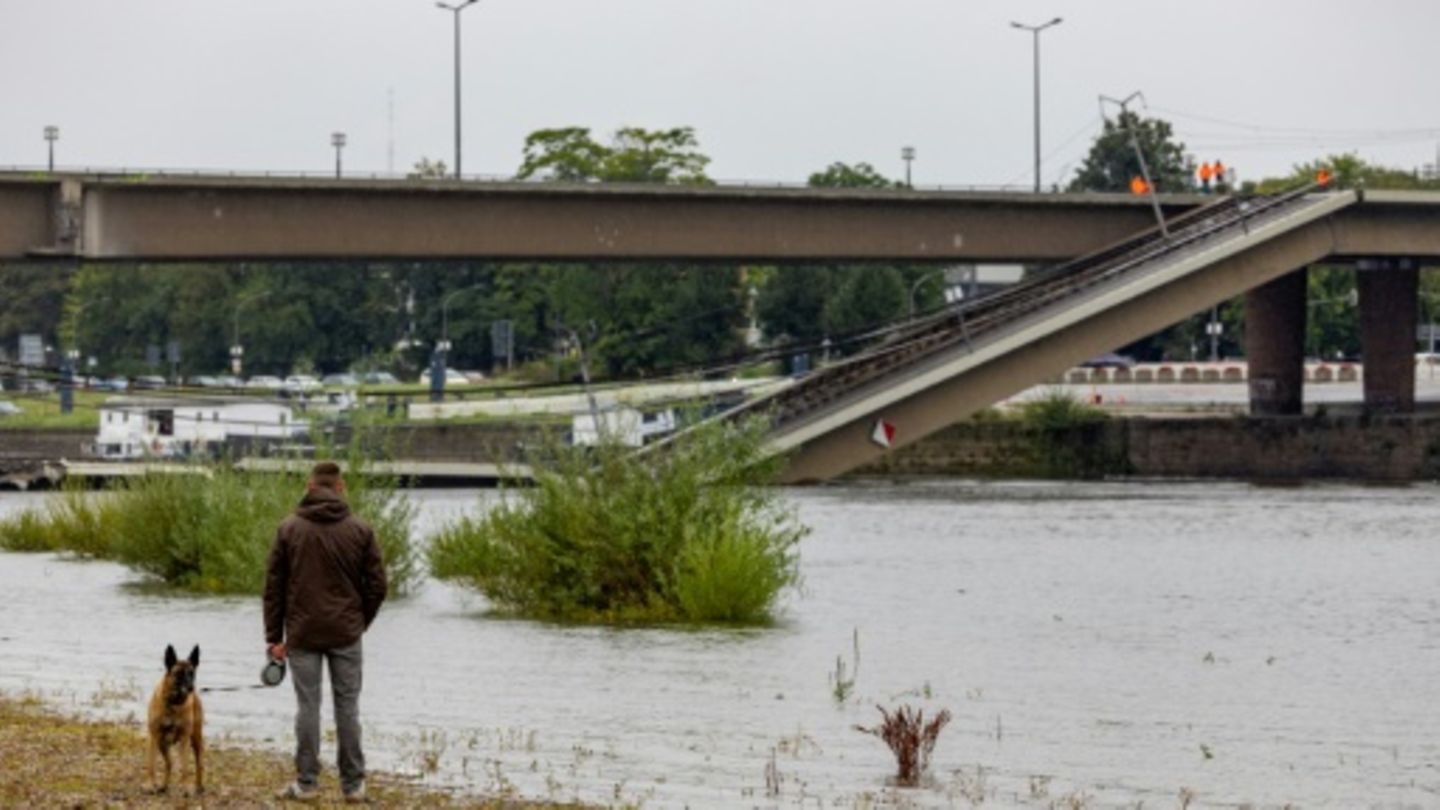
[260,655,287,687]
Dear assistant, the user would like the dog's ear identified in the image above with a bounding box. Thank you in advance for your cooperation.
[188,645,200,669]
[164,645,177,671]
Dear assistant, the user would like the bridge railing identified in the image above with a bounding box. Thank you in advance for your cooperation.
[0,164,1041,194]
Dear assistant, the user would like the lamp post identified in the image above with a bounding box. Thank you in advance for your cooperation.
[331,132,347,178]
[908,270,944,317]
[901,146,916,188]
[433,283,485,401]
[230,289,271,378]
[1010,17,1062,193]
[43,125,59,172]
[1206,305,1222,362]
[436,0,480,179]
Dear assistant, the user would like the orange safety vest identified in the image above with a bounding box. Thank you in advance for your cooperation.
[1214,161,1226,180]
[1129,176,1150,195]
[1316,168,1333,186]
[1199,163,1213,182]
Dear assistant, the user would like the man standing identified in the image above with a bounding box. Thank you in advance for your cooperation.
[264,461,387,803]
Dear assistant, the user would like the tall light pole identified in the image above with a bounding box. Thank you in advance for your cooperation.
[901,146,916,188]
[1010,17,1062,193]
[433,283,485,401]
[231,289,271,378]
[43,125,59,172]
[437,0,480,179]
[332,131,347,178]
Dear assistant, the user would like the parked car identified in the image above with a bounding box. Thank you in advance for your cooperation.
[135,375,168,390]
[190,375,223,388]
[96,377,130,392]
[216,375,245,389]
[418,368,470,387]
[246,375,285,390]
[1081,353,1137,369]
[460,370,488,385]
[284,374,323,392]
[361,371,400,386]
[322,373,361,388]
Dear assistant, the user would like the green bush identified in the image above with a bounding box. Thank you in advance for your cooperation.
[428,417,806,624]
[1018,389,1128,478]
[0,449,418,596]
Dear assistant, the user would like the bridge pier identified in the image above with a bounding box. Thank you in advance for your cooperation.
[1246,268,1308,416]
[1357,259,1419,413]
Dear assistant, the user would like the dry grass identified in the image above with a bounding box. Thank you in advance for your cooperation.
[0,694,583,809]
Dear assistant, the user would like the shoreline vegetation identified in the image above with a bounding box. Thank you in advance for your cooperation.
[0,693,583,808]
[0,446,419,596]
[429,418,807,625]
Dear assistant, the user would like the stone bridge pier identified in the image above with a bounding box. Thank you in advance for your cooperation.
[1357,259,1419,413]
[1246,260,1420,415]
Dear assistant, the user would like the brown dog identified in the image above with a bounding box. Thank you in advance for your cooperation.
[147,644,205,795]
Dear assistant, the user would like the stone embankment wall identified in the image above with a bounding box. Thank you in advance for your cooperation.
[856,414,1440,481]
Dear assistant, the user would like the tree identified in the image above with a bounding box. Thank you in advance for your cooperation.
[1249,152,1440,194]
[0,264,72,357]
[822,266,907,337]
[807,162,899,189]
[516,126,711,184]
[408,158,449,179]
[1068,111,1194,193]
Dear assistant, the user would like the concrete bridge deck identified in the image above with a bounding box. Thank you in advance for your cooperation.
[0,172,1205,263]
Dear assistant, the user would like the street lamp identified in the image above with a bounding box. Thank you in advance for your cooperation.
[436,0,481,179]
[331,131,347,178]
[1011,17,1062,193]
[901,146,916,188]
[432,283,486,401]
[908,270,944,317]
[231,289,271,378]
[43,125,59,172]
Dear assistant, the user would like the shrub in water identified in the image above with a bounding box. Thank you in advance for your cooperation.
[0,447,418,596]
[428,417,806,624]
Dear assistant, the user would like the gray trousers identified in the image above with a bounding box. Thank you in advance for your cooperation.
[289,639,365,792]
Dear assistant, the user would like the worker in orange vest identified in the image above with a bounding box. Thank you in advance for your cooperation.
[1198,162,1213,193]
[1214,160,1228,192]
[1129,175,1150,195]
[1316,168,1333,187]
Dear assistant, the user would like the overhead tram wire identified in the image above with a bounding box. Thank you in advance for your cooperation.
[998,115,1104,189]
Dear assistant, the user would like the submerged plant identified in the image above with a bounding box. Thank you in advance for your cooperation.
[855,704,952,787]
[829,628,860,704]
[428,416,806,624]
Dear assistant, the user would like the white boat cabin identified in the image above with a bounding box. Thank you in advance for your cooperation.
[91,396,306,460]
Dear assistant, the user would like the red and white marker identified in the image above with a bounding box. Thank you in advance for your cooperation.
[870,418,896,449]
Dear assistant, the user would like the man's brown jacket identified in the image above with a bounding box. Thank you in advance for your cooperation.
[264,488,387,651]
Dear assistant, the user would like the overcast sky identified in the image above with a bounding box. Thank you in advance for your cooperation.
[4,0,1438,189]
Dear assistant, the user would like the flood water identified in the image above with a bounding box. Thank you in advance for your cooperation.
[2,481,1438,808]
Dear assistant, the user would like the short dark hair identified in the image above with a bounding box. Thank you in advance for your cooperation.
[310,461,343,490]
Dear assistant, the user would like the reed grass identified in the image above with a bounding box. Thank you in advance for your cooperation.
[428,417,805,625]
[0,445,417,596]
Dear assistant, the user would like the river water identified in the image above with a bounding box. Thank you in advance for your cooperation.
[1,481,1437,808]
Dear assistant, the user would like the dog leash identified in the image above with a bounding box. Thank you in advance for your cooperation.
[200,683,274,694]
[200,657,287,693]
